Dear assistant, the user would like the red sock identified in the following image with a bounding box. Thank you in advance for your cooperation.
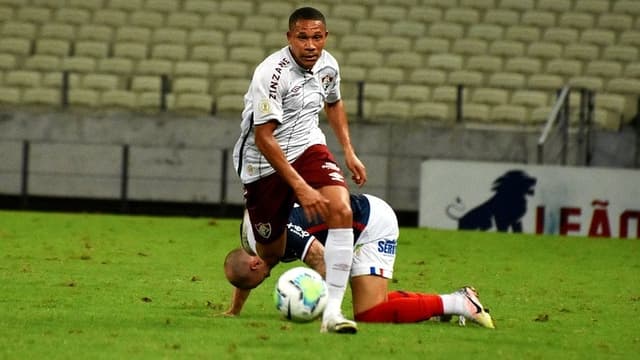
[355,291,444,323]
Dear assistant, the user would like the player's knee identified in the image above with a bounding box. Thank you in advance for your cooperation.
[326,202,352,226]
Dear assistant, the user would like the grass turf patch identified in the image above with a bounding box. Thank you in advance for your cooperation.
[1,210,639,359]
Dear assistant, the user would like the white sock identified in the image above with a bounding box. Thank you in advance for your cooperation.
[440,294,465,315]
[322,228,354,320]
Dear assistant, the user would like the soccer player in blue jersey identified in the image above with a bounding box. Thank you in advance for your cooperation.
[224,194,495,328]
[232,6,366,333]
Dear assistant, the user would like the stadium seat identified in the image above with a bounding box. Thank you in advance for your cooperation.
[167,12,202,30]
[152,28,187,45]
[257,1,292,17]
[467,24,504,41]
[0,5,12,22]
[563,43,599,62]
[82,73,120,91]
[542,27,578,45]
[462,103,490,122]
[521,10,556,28]
[546,59,583,77]
[411,101,450,121]
[368,67,405,84]
[116,26,151,44]
[429,22,464,40]
[67,0,103,11]
[624,63,640,78]
[77,25,113,42]
[227,31,262,47]
[75,41,109,59]
[407,6,443,23]
[371,5,407,22]
[0,38,31,57]
[362,83,391,101]
[202,13,239,32]
[190,45,227,62]
[0,86,21,105]
[145,0,179,13]
[428,53,463,72]
[326,18,352,38]
[574,0,609,14]
[113,43,149,61]
[346,51,383,68]
[594,93,626,121]
[174,61,209,78]
[61,56,97,74]
[136,59,173,76]
[585,60,623,78]
[390,21,426,38]
[371,100,411,120]
[471,87,509,105]
[488,72,526,89]
[331,4,367,21]
[505,25,541,43]
[356,20,391,37]
[5,70,41,88]
[173,77,209,94]
[511,90,549,108]
[2,21,37,40]
[467,55,503,73]
[409,68,447,86]
[41,72,80,88]
[413,37,450,54]
[489,40,525,58]
[109,0,143,11]
[451,38,488,57]
[392,84,431,102]
[598,13,633,32]
[183,0,217,15]
[432,85,465,103]
[569,76,604,92]
[580,29,616,47]
[210,62,249,79]
[17,6,52,24]
[612,0,640,16]
[242,15,279,33]
[386,52,423,69]
[22,87,59,106]
[448,70,484,87]
[527,42,563,60]
[129,11,164,29]
[39,23,75,41]
[0,53,16,72]
[340,35,376,52]
[172,93,213,114]
[340,67,367,82]
[229,47,265,67]
[131,75,162,93]
[558,12,594,30]
[188,29,225,46]
[68,88,100,107]
[606,78,640,95]
[54,8,91,26]
[218,0,253,17]
[619,30,640,47]
[527,74,564,91]
[499,0,534,12]
[100,89,137,109]
[92,9,127,28]
[537,0,571,13]
[151,44,187,62]
[460,0,497,11]
[215,94,245,114]
[376,36,411,52]
[214,78,249,96]
[444,7,480,26]
[423,0,460,9]
[483,9,519,27]
[490,104,528,124]
[98,57,134,76]
[35,39,71,57]
[24,55,61,72]
[601,46,638,63]
[504,57,542,75]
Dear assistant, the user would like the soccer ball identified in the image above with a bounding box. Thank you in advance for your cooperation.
[274,266,328,322]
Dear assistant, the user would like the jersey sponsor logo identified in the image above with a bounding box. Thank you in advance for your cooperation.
[328,171,344,183]
[377,239,396,255]
[286,222,310,238]
[321,162,340,171]
[255,222,272,239]
[269,57,291,100]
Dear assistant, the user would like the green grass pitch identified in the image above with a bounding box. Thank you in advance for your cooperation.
[1,210,639,359]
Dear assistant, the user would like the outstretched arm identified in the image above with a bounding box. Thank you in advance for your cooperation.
[224,287,252,316]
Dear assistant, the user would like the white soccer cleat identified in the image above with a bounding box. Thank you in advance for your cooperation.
[455,286,495,329]
[320,313,358,334]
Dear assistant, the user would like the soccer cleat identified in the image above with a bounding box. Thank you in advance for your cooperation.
[320,313,358,334]
[456,286,495,329]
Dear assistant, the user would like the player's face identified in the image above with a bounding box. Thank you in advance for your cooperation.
[287,19,327,70]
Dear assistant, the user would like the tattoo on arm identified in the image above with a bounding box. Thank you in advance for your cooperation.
[304,239,326,278]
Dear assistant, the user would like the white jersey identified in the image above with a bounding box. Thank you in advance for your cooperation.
[232,46,342,184]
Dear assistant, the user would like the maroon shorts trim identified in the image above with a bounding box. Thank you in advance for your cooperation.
[244,144,347,244]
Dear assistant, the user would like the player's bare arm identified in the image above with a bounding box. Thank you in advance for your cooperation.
[225,287,252,316]
[324,100,367,187]
[254,122,330,222]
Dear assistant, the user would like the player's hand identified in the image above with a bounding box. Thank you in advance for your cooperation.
[295,185,330,223]
[345,153,367,187]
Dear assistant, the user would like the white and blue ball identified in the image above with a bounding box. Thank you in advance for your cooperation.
[274,267,328,322]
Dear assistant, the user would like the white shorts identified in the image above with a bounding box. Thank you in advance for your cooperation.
[350,195,399,280]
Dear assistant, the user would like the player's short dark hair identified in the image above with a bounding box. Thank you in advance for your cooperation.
[288,7,326,30]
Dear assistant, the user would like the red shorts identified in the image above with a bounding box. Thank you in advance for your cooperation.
[244,144,347,244]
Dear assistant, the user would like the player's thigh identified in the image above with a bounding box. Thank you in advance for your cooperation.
[318,185,351,226]
[351,275,388,315]
[245,174,294,244]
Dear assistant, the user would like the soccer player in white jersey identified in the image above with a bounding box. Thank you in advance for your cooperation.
[223,194,495,329]
[232,7,366,333]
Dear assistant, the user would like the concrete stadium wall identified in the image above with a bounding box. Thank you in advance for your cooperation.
[0,109,637,211]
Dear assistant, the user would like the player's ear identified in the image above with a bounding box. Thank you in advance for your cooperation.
[249,257,261,270]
